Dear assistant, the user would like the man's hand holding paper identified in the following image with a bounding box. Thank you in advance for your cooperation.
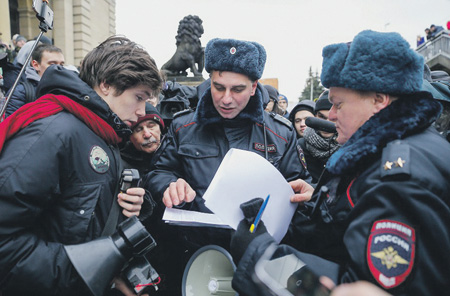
[203,148,309,243]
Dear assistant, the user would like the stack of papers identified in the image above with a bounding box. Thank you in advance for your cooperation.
[163,208,231,228]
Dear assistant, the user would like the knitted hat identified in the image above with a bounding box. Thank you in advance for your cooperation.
[278,94,288,103]
[263,85,279,102]
[205,38,266,81]
[131,103,165,131]
[16,35,27,43]
[314,90,332,114]
[34,35,52,45]
[289,100,316,123]
[321,30,424,94]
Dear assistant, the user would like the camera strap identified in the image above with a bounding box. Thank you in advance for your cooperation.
[102,148,124,236]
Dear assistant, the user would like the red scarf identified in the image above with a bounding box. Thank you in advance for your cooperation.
[0,94,122,153]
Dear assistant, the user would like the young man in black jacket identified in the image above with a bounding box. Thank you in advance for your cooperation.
[0,36,162,296]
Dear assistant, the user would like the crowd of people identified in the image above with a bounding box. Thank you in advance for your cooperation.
[0,27,449,296]
[417,22,449,47]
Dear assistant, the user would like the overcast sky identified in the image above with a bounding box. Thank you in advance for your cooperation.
[116,0,450,107]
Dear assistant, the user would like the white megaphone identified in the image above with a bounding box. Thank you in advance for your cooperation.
[182,245,237,296]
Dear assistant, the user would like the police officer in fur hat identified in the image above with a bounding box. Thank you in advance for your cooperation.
[229,30,450,296]
[144,38,312,294]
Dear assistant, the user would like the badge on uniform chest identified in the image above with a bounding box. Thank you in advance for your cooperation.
[253,142,277,153]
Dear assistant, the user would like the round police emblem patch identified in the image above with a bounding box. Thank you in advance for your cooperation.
[89,146,110,174]
[367,220,415,289]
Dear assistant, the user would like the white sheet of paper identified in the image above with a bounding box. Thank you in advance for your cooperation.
[203,148,296,242]
[162,207,231,228]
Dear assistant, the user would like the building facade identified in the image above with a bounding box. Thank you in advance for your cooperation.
[0,0,115,66]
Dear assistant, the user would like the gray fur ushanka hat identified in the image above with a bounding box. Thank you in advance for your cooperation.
[205,38,266,81]
[321,30,424,94]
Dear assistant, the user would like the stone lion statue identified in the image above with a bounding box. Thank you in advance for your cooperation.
[161,15,205,77]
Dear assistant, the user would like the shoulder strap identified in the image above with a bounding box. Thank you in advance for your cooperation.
[173,108,193,119]
[269,112,293,129]
[380,140,411,179]
[101,149,124,236]
[22,81,36,103]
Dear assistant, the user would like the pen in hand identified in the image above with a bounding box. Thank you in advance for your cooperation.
[250,194,270,233]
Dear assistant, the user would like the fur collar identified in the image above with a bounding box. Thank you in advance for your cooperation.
[193,86,264,125]
[326,93,441,175]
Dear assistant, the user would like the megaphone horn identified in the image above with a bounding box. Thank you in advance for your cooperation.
[182,245,237,296]
[64,216,155,296]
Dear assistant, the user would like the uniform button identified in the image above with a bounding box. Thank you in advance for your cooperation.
[195,151,200,156]
[83,96,90,101]
[80,210,85,215]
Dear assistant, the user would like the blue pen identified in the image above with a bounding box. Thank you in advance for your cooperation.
[250,194,270,233]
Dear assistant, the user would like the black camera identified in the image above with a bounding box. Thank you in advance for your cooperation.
[118,169,160,293]
[116,217,159,294]
[65,168,159,295]
[32,0,54,31]
[65,216,158,296]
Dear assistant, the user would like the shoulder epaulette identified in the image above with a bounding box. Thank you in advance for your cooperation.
[269,112,293,129]
[173,108,194,119]
[380,140,410,178]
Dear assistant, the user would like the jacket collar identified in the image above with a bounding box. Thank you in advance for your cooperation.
[326,93,441,175]
[36,65,131,140]
[193,81,265,125]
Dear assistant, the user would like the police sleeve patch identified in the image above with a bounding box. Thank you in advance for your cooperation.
[367,220,415,289]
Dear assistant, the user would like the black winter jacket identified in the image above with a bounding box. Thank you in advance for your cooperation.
[298,137,327,184]
[233,95,450,296]
[0,65,131,295]
[4,67,40,117]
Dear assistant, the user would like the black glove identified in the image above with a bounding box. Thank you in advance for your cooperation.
[230,198,268,265]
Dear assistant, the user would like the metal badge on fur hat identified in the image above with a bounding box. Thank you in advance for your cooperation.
[321,30,424,94]
[205,38,266,81]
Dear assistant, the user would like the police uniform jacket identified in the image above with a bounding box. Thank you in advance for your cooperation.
[146,82,311,213]
[0,66,131,295]
[234,95,450,296]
